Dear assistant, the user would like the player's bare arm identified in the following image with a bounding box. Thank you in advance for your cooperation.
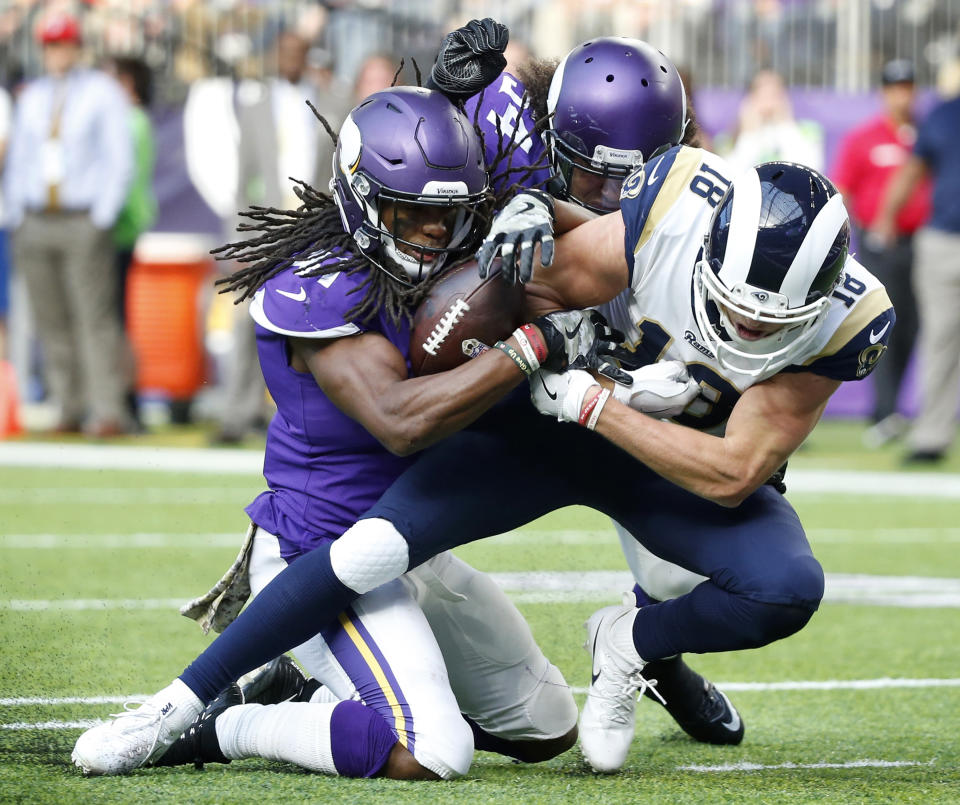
[290,332,526,457]
[523,210,630,318]
[590,370,840,507]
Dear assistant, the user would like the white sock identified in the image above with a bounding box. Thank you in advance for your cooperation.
[307,685,341,705]
[152,679,204,735]
[611,608,646,668]
[216,702,338,774]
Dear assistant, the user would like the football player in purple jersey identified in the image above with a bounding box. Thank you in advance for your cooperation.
[72,21,642,780]
[72,32,892,781]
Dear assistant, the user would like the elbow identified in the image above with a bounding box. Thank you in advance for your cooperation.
[703,468,766,508]
[378,418,431,457]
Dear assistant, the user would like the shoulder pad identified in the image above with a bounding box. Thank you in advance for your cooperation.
[249,251,366,339]
[619,146,709,282]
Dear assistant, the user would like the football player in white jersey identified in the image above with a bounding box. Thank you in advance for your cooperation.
[515,152,894,770]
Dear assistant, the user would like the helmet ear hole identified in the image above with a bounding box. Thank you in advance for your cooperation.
[546,37,687,213]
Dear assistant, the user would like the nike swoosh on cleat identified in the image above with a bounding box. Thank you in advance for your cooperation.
[539,375,558,401]
[719,694,741,731]
[590,629,601,685]
[276,286,307,301]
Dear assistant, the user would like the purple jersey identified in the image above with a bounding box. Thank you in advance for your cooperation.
[466,72,551,196]
[244,251,415,559]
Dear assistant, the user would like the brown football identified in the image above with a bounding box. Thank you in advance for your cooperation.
[409,258,525,375]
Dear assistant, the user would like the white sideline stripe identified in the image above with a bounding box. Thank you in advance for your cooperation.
[5,527,960,550]
[0,443,957,498]
[678,759,934,773]
[4,572,960,609]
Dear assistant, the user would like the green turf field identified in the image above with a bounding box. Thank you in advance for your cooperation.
[1,421,958,803]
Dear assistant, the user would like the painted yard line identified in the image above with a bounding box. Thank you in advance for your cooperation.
[4,572,960,610]
[1,533,242,548]
[0,488,255,505]
[0,695,148,705]
[0,443,264,475]
[1,443,957,498]
[677,759,934,773]
[5,678,959,708]
[5,527,960,551]
[2,720,102,731]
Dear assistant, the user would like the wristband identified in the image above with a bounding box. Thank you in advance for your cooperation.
[578,387,604,427]
[586,388,610,431]
[512,328,541,373]
[519,323,549,364]
[494,340,533,376]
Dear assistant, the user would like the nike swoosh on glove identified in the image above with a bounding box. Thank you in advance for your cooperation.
[476,190,554,284]
[612,361,701,418]
[530,368,598,423]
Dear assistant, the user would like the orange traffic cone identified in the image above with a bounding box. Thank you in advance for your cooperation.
[0,360,23,438]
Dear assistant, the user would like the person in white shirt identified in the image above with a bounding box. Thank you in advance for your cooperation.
[4,12,133,436]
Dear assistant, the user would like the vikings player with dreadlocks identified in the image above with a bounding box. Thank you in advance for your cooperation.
[71,22,620,780]
[69,31,721,780]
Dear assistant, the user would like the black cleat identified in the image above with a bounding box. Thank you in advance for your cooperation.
[642,655,744,745]
[148,684,242,769]
[239,655,317,705]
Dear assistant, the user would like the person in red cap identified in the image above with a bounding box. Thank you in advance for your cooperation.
[831,59,931,448]
[4,11,134,436]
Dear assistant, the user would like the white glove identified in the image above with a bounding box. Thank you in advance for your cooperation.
[476,190,554,284]
[612,360,700,418]
[530,368,599,424]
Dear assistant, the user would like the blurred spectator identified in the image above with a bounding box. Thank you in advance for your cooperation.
[0,82,10,356]
[3,12,133,437]
[719,69,824,173]
[873,84,960,464]
[831,59,931,448]
[351,52,400,104]
[213,30,344,445]
[109,55,157,431]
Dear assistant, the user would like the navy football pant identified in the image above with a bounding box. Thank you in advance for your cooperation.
[181,403,823,703]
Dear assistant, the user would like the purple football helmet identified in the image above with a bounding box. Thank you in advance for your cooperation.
[546,38,688,213]
[331,87,490,284]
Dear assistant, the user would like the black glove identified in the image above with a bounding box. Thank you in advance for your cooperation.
[533,309,633,385]
[426,18,508,103]
[476,189,555,284]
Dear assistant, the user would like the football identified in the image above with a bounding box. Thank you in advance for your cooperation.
[409,258,525,375]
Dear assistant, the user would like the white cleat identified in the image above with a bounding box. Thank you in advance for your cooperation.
[72,682,201,776]
[579,604,662,773]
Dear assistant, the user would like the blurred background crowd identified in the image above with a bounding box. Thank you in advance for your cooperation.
[0,0,958,462]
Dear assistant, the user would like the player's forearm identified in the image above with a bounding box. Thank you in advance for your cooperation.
[375,341,526,456]
[592,401,769,507]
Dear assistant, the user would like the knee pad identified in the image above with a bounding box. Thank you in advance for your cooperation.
[412,711,474,780]
[330,518,409,594]
[521,663,579,740]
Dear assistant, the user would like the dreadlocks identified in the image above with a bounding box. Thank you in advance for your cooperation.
[215,82,543,327]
